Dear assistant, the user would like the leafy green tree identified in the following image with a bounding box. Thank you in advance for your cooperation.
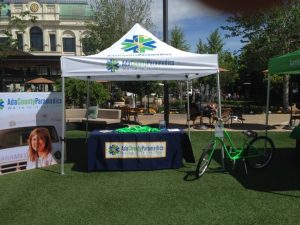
[168,25,190,102]
[55,78,110,107]
[169,25,190,51]
[83,0,153,55]
[196,39,208,54]
[222,0,300,110]
[207,29,224,54]
[196,29,237,102]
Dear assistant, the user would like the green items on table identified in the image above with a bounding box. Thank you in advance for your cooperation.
[115,125,160,133]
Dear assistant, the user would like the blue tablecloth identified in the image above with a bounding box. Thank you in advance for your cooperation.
[88,129,195,171]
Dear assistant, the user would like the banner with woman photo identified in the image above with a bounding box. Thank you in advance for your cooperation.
[0,92,62,174]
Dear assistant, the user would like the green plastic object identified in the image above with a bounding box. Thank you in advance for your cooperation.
[115,125,160,133]
[290,126,300,139]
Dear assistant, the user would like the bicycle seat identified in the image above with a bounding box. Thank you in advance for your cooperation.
[242,130,257,138]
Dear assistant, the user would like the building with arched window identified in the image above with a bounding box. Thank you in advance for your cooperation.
[0,0,92,91]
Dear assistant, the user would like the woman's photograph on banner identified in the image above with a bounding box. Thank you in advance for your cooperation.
[26,127,58,169]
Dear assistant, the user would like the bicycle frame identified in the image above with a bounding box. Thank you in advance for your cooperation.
[209,129,250,162]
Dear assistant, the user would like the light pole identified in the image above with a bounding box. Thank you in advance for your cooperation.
[163,0,169,127]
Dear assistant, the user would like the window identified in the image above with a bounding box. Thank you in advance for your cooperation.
[17,33,23,50]
[63,37,75,52]
[30,27,43,51]
[50,34,56,51]
[0,37,9,45]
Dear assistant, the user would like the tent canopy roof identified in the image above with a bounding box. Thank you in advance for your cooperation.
[268,50,300,75]
[61,23,219,81]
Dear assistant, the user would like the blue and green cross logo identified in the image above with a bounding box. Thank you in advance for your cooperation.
[121,35,156,53]
[0,99,4,110]
[106,59,119,72]
[108,144,120,155]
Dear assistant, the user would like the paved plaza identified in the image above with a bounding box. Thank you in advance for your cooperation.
[135,113,293,132]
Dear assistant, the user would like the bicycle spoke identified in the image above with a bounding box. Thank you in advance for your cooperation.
[195,140,215,177]
[245,136,275,169]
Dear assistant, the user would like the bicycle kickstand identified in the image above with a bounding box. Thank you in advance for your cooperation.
[242,159,248,175]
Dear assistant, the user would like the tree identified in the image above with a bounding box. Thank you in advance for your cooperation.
[83,0,153,55]
[196,39,208,54]
[222,0,300,110]
[55,78,110,107]
[169,25,190,51]
[196,29,237,102]
[168,25,190,103]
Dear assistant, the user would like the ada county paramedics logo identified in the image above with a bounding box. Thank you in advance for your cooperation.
[0,98,4,110]
[108,144,120,155]
[106,59,119,72]
[122,35,156,53]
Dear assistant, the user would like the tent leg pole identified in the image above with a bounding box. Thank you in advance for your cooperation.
[85,77,91,142]
[186,78,190,139]
[61,77,65,175]
[216,71,225,170]
[265,73,271,137]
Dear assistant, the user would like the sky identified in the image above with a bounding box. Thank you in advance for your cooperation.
[150,0,244,54]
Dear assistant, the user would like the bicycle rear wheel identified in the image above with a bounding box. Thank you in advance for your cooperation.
[245,136,275,169]
[195,140,215,177]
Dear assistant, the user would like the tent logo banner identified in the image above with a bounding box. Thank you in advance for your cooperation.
[106,59,120,72]
[121,35,156,53]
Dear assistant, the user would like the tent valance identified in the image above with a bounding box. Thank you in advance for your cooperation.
[268,50,300,75]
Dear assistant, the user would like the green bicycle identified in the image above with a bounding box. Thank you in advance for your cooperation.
[196,120,275,178]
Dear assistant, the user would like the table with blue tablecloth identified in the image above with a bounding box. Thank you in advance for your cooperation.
[88,129,195,171]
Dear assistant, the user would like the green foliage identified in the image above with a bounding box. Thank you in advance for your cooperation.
[83,0,153,54]
[168,26,190,99]
[195,29,238,99]
[222,1,300,109]
[55,78,110,107]
[169,25,190,51]
[224,4,300,72]
[207,29,224,53]
[196,39,208,53]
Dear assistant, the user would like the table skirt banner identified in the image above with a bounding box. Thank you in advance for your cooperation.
[88,130,195,171]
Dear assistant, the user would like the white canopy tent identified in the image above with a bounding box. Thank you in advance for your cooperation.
[60,23,220,175]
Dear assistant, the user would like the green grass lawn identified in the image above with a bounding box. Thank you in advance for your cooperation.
[1,131,300,225]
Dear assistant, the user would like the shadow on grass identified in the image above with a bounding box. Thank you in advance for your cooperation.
[211,148,300,194]
[66,138,88,172]
[227,123,279,131]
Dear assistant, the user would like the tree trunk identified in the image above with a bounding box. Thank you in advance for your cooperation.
[283,74,290,112]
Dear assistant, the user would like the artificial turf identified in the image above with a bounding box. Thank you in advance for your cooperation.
[0,131,299,225]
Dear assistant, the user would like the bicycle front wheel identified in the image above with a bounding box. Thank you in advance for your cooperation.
[195,140,215,177]
[245,136,275,169]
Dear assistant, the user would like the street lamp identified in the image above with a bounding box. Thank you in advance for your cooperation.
[163,0,169,127]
